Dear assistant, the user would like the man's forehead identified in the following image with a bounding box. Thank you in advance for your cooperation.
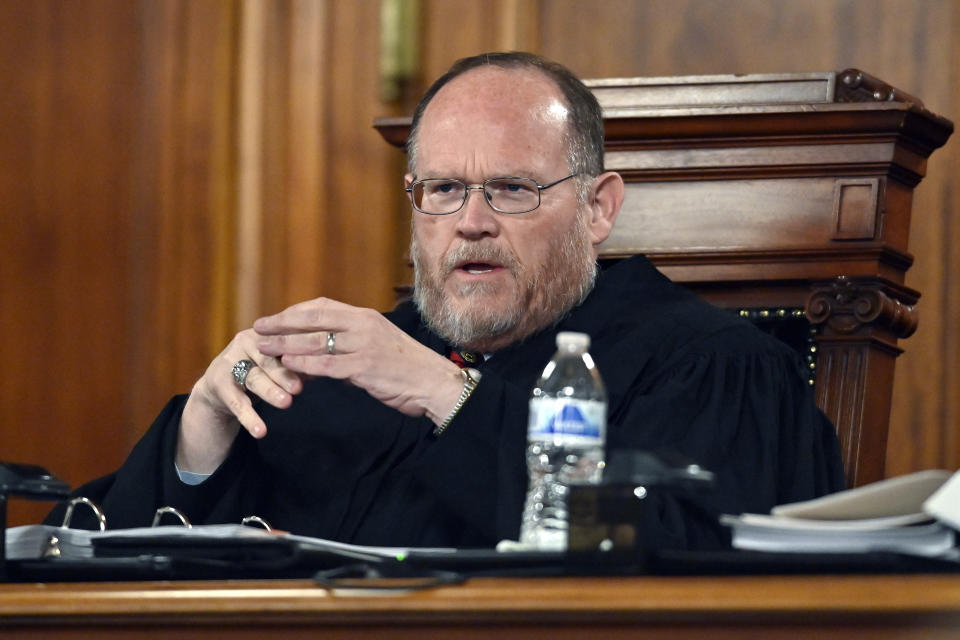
[422,66,569,130]
[415,67,571,173]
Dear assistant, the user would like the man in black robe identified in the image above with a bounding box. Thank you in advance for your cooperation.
[57,52,844,549]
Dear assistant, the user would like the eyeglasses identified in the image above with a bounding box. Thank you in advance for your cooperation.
[405,173,579,215]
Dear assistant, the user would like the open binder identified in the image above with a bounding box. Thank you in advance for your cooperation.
[5,521,570,583]
[2,490,564,581]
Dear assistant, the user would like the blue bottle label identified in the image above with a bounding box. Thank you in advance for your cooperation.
[528,398,605,444]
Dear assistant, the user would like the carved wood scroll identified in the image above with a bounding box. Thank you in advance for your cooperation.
[807,277,919,341]
[806,276,920,486]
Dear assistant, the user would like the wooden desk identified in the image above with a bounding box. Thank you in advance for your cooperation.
[1,575,958,639]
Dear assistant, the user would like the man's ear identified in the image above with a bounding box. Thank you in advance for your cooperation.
[586,171,624,247]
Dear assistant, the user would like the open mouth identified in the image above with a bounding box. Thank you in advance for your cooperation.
[458,262,499,275]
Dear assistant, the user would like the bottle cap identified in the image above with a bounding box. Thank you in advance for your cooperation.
[556,331,590,351]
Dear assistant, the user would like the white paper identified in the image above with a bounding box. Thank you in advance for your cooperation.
[771,469,953,520]
[923,470,960,532]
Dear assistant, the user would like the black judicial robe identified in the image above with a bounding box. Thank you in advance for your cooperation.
[54,255,845,549]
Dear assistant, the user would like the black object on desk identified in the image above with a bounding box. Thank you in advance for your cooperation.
[0,461,72,579]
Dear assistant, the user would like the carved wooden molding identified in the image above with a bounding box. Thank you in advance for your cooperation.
[806,276,918,338]
[835,68,924,106]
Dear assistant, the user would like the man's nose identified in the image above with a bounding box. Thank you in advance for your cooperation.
[455,186,500,237]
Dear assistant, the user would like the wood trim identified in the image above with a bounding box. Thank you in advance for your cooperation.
[283,0,328,306]
[0,576,958,638]
[235,0,267,328]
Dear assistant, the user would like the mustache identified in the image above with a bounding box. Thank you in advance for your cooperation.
[441,241,520,274]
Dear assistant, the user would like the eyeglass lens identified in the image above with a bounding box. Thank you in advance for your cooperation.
[413,178,540,214]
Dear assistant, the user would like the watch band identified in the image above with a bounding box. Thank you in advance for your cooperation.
[434,368,481,437]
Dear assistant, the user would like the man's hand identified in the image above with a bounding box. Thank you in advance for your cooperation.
[254,297,465,425]
[177,329,304,474]
[177,297,467,476]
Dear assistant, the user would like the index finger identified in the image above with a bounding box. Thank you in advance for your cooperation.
[253,297,353,335]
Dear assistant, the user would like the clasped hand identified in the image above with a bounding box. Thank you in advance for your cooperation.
[177,297,464,474]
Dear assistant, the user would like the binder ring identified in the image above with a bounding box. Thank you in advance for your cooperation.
[61,496,107,531]
[241,515,273,531]
[152,506,192,528]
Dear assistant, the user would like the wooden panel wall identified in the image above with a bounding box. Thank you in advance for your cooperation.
[0,0,240,525]
[0,0,955,524]
[237,0,407,321]
[1,0,140,524]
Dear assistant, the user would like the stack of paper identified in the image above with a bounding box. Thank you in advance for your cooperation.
[722,469,960,557]
[5,525,98,560]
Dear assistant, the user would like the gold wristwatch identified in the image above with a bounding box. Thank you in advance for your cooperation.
[434,368,482,436]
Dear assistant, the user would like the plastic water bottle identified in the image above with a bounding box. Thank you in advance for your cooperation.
[520,331,606,550]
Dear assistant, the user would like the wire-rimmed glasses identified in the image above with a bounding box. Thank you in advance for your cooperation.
[406,173,579,215]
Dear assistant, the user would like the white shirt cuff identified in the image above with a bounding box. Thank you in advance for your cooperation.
[175,462,212,486]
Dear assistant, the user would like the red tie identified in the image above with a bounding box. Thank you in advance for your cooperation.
[449,349,480,368]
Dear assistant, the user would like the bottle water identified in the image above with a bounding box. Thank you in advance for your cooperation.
[520,331,606,550]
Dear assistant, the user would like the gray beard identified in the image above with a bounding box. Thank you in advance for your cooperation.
[411,213,598,352]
